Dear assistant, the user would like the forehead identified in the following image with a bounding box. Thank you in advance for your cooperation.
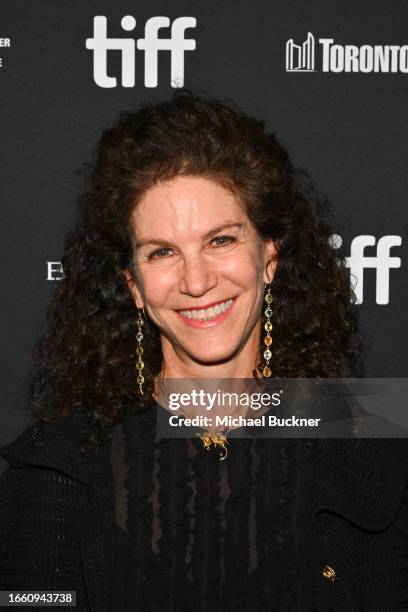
[129,176,248,239]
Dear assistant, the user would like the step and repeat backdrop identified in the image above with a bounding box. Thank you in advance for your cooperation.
[1,0,407,447]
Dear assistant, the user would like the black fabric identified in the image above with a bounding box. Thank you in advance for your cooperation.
[0,464,90,610]
[0,406,408,611]
[110,405,333,611]
[0,408,115,612]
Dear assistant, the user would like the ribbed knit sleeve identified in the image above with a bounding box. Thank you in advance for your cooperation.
[0,465,90,611]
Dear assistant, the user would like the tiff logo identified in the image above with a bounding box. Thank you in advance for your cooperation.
[86,15,196,88]
[286,32,315,72]
[331,235,401,305]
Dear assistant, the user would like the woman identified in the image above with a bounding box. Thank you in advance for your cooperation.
[1,91,407,611]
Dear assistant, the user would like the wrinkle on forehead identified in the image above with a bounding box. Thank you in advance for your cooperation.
[130,176,248,243]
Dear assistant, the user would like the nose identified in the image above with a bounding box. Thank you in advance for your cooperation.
[178,254,218,297]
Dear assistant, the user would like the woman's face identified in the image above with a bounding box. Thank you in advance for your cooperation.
[125,176,277,366]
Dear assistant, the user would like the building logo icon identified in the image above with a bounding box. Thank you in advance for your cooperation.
[286,32,315,72]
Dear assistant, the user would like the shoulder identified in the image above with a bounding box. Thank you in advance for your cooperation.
[0,410,116,603]
[0,408,118,544]
[0,407,113,486]
[0,415,98,600]
[0,408,112,545]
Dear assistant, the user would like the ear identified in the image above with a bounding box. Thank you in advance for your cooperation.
[123,269,145,309]
[263,238,278,284]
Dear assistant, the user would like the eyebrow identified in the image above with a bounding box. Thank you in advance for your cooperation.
[134,222,246,248]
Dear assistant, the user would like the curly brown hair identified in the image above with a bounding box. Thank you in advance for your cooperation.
[30,90,363,427]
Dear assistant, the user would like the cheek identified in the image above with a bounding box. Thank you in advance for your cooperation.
[221,250,264,287]
[138,266,176,308]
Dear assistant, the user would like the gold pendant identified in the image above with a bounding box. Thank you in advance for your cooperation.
[196,431,228,460]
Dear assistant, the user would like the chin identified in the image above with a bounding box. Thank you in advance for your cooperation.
[187,345,241,367]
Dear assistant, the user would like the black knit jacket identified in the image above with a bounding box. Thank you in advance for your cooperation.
[1,408,408,611]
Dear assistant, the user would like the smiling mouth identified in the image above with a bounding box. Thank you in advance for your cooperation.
[178,298,234,322]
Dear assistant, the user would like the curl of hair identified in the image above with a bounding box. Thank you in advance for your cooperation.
[29,90,364,427]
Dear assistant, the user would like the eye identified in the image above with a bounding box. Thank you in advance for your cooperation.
[211,235,236,247]
[149,247,174,259]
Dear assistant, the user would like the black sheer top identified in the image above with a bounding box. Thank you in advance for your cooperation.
[109,404,332,611]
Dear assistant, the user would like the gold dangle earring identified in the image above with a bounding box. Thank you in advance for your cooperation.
[262,284,273,378]
[136,308,145,395]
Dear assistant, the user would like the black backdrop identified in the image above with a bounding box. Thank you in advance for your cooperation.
[1,0,407,453]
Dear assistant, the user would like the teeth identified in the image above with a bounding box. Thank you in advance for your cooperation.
[180,299,233,321]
